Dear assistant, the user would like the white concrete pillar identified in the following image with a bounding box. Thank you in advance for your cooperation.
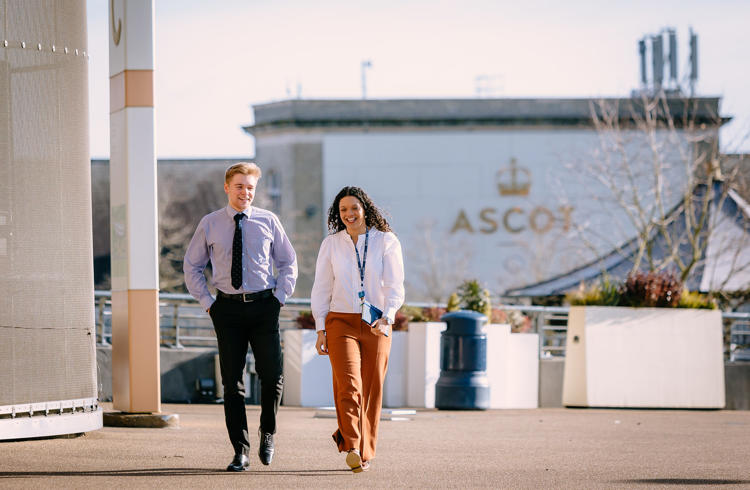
[109,0,160,413]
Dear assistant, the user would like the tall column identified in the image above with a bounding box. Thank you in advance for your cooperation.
[109,0,160,413]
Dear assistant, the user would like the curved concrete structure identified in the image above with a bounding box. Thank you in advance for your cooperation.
[0,0,101,439]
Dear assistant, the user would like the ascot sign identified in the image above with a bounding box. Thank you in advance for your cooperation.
[450,158,574,235]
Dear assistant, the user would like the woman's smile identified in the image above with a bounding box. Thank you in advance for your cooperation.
[339,196,366,234]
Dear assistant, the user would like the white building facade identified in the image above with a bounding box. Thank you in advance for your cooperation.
[245,98,724,301]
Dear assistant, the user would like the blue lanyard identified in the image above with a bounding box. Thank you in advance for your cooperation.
[354,229,369,303]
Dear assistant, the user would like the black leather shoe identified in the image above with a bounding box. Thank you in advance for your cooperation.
[226,454,249,472]
[258,428,274,465]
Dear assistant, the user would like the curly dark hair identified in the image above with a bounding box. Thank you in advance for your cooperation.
[327,186,392,234]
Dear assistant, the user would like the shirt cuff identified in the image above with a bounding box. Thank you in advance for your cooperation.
[384,307,398,325]
[315,317,326,332]
[274,290,287,306]
[200,296,215,312]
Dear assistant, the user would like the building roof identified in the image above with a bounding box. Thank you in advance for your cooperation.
[244,97,728,134]
[721,154,750,203]
[505,181,750,296]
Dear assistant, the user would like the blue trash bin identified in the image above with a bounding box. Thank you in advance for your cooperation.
[435,310,490,410]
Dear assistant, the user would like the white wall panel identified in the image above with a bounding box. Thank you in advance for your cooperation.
[125,108,158,289]
[323,129,690,297]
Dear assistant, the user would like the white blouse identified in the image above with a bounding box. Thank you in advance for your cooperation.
[311,228,405,332]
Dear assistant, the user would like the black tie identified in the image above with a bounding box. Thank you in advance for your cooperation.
[231,213,244,289]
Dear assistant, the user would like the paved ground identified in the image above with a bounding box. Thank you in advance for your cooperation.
[1,403,749,489]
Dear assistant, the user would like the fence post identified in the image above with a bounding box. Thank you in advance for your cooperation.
[535,312,545,359]
[97,296,109,345]
[173,303,183,349]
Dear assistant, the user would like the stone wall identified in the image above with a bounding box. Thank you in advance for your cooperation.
[254,137,324,297]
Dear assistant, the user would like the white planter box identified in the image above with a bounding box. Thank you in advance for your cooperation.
[383,331,408,408]
[562,306,725,408]
[406,321,539,409]
[282,329,334,407]
[283,329,409,408]
[406,322,446,408]
[486,324,539,409]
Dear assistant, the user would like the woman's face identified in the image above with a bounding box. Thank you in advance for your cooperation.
[339,195,366,233]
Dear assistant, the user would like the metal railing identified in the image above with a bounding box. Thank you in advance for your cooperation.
[94,291,749,359]
[724,311,750,361]
[505,305,570,359]
[95,291,312,348]
[404,302,571,358]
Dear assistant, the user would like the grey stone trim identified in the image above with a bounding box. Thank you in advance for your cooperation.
[245,97,728,133]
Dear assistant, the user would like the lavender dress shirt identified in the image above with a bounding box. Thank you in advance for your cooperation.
[184,206,298,311]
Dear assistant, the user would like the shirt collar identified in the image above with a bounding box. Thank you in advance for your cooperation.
[225,206,252,220]
[338,227,373,240]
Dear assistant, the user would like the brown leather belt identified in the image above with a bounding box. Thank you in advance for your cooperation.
[217,289,273,303]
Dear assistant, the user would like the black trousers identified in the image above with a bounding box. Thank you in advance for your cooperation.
[210,294,284,456]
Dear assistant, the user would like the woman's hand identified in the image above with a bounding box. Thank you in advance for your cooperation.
[315,330,328,355]
[372,318,391,337]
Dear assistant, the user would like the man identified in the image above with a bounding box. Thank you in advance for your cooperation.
[184,162,297,472]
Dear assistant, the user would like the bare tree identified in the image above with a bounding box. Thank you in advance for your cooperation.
[158,172,227,292]
[568,92,750,290]
[406,219,472,303]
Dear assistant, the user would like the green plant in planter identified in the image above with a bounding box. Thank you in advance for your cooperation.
[446,293,460,312]
[566,276,621,306]
[598,276,622,305]
[400,304,428,322]
[397,304,447,331]
[564,270,709,309]
[451,279,492,317]
[422,306,447,321]
[677,290,717,309]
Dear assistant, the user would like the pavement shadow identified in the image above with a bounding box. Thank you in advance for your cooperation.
[0,468,351,478]
[615,479,750,486]
[246,470,352,477]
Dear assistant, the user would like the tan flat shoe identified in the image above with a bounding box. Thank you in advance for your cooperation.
[346,449,363,473]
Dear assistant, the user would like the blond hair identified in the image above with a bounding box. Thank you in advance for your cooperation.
[225,162,262,184]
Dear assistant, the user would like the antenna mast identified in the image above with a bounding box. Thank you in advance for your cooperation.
[634,27,698,96]
[361,60,372,99]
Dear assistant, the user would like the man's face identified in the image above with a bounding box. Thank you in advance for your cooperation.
[224,173,258,212]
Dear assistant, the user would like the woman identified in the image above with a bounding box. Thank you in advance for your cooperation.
[311,186,405,473]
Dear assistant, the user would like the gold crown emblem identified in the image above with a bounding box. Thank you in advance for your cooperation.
[496,158,531,196]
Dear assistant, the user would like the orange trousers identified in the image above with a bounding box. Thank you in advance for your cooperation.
[326,311,391,462]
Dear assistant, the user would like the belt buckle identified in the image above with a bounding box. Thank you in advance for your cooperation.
[242,292,254,303]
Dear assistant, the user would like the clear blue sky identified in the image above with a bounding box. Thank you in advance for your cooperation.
[86,0,750,158]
